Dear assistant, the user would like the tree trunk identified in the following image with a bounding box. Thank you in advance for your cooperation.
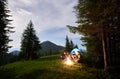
[101,30,107,71]
[106,33,111,68]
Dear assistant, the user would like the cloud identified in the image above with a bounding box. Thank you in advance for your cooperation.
[17,8,32,16]
[18,0,33,6]
[8,0,78,31]
[8,0,85,52]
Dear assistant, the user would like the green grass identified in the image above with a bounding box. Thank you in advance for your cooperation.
[0,54,110,79]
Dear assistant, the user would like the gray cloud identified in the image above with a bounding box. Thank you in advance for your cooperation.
[8,0,84,52]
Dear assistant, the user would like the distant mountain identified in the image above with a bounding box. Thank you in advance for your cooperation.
[9,41,65,56]
[39,41,65,55]
[9,50,20,55]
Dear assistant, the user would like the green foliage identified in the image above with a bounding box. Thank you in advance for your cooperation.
[70,40,74,50]
[65,36,71,52]
[0,67,16,79]
[20,20,41,60]
[68,0,120,70]
[0,0,14,65]
[65,36,76,52]
[0,55,111,79]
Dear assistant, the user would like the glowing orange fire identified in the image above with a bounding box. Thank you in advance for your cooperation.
[62,48,81,66]
[66,57,74,65]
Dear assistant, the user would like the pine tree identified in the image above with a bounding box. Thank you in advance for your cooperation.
[74,44,78,48]
[70,40,74,50]
[67,0,120,71]
[20,21,41,60]
[65,36,71,52]
[0,0,14,65]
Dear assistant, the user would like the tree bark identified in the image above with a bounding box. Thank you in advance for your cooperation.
[101,30,107,71]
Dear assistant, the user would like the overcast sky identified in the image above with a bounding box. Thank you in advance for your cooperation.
[8,0,85,52]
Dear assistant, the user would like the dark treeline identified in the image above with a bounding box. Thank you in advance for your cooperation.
[67,0,120,77]
[0,0,14,65]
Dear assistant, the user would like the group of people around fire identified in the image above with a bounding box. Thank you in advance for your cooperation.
[61,48,81,63]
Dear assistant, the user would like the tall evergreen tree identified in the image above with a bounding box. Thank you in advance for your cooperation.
[65,36,76,52]
[20,21,41,60]
[65,36,71,52]
[70,40,74,50]
[0,0,14,65]
[67,0,120,71]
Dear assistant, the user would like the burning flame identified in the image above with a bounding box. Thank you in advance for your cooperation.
[66,58,74,65]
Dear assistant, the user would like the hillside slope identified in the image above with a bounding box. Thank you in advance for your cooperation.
[0,55,110,79]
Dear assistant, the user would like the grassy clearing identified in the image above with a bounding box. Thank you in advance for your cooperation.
[0,54,110,79]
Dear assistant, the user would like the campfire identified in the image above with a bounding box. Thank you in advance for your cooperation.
[61,48,81,66]
[66,57,74,65]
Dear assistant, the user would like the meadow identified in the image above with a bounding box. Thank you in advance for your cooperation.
[0,55,110,79]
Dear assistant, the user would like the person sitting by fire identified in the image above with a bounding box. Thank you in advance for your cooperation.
[64,51,74,61]
[70,48,81,63]
[61,48,81,63]
[71,52,78,62]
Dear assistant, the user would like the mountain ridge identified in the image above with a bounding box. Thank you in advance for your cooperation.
[39,41,65,55]
[9,41,65,56]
